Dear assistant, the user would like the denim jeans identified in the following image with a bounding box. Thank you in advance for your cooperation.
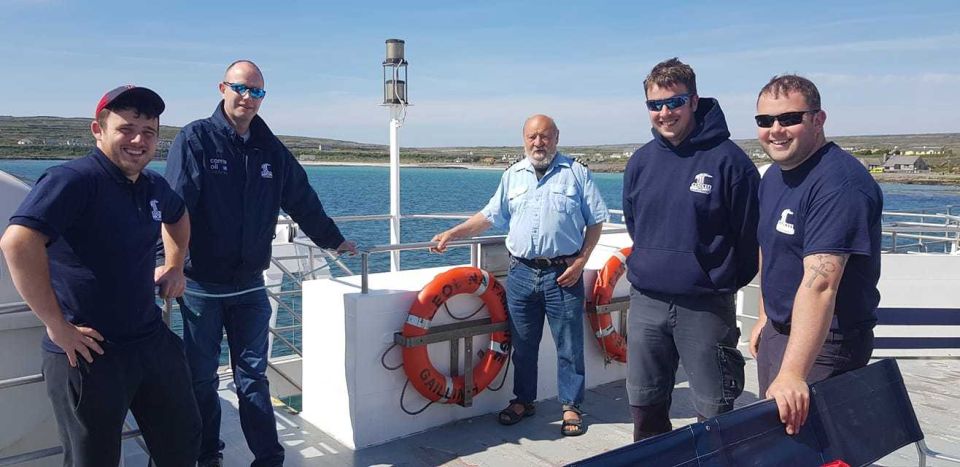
[179,277,284,467]
[506,258,586,407]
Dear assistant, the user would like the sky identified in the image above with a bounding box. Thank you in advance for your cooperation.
[1,0,958,147]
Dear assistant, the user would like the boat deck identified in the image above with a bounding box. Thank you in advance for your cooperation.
[122,351,960,466]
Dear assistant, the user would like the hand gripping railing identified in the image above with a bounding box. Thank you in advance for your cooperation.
[359,235,507,293]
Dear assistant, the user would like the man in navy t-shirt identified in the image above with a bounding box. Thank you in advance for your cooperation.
[622,58,759,441]
[0,86,200,465]
[751,75,882,436]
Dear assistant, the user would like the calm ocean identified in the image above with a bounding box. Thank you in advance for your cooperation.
[3,159,960,275]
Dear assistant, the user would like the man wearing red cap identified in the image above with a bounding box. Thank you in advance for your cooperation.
[1,85,200,466]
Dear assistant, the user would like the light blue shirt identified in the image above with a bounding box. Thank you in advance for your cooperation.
[481,153,609,259]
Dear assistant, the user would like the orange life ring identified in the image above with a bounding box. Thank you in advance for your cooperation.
[588,247,631,363]
[402,267,511,404]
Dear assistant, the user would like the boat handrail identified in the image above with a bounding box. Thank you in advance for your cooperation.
[0,301,28,315]
[881,211,960,254]
[357,235,508,293]
[0,373,43,391]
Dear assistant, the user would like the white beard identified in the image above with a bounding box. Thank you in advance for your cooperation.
[526,150,556,170]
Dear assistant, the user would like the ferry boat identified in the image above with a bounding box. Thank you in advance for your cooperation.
[1,163,959,465]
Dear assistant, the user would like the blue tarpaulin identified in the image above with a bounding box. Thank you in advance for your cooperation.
[569,359,923,467]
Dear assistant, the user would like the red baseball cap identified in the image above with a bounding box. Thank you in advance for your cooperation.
[94,85,165,118]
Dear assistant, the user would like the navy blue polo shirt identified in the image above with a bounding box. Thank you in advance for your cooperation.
[9,149,185,352]
[758,142,882,332]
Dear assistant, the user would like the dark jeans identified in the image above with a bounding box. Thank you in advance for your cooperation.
[757,319,874,397]
[179,277,284,467]
[42,327,200,467]
[506,258,586,406]
[627,288,745,419]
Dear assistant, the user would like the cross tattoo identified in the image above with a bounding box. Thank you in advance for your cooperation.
[804,254,846,288]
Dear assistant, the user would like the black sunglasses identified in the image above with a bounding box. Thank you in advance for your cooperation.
[646,93,692,112]
[755,110,819,128]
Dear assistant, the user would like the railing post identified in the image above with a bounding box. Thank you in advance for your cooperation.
[361,252,369,294]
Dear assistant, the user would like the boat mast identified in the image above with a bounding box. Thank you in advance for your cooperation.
[382,38,409,271]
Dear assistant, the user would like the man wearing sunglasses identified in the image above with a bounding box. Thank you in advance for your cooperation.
[622,58,759,441]
[751,75,881,437]
[164,60,357,466]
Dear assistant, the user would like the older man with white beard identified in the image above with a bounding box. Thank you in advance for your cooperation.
[431,114,608,436]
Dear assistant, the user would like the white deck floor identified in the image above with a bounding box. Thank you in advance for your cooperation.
[118,352,960,466]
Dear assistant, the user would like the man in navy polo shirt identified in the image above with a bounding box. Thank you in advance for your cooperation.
[1,86,200,465]
[165,60,356,466]
[750,75,882,436]
[622,58,759,440]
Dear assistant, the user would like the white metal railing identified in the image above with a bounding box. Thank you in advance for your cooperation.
[882,209,960,254]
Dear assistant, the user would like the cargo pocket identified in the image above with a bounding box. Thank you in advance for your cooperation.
[717,344,745,404]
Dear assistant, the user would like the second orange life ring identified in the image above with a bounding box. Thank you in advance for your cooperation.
[588,247,631,363]
[402,267,511,404]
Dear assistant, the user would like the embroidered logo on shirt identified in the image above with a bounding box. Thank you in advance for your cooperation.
[689,173,713,194]
[260,163,273,179]
[149,200,162,221]
[209,158,228,174]
[776,209,795,235]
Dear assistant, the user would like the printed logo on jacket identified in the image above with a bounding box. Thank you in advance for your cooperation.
[689,173,713,194]
[208,157,228,174]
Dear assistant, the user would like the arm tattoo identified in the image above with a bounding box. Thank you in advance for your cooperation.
[804,254,848,288]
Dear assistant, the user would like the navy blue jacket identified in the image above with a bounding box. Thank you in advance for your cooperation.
[623,98,760,295]
[165,103,345,284]
[10,149,184,352]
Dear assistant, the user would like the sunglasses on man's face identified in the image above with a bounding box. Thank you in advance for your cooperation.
[223,82,266,99]
[646,93,692,112]
[754,110,819,128]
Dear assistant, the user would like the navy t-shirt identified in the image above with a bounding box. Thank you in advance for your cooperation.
[9,149,185,352]
[758,142,882,332]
